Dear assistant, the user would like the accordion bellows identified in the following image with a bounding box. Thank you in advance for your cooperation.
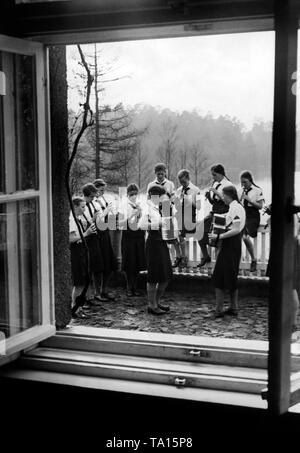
[212,213,227,234]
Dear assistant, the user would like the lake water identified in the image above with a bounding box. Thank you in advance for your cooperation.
[106,171,300,221]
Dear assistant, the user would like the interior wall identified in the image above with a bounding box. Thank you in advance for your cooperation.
[49,45,72,328]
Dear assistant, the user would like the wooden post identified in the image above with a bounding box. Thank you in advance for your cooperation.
[268,0,298,414]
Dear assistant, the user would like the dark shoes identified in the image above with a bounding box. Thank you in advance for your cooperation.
[172,257,182,268]
[250,260,257,272]
[214,308,238,319]
[94,294,110,302]
[172,257,188,268]
[214,311,224,319]
[158,303,170,312]
[126,289,144,297]
[224,308,238,316]
[72,308,88,319]
[147,306,167,315]
[197,256,211,267]
[100,292,115,301]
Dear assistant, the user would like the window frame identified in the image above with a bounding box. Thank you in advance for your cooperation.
[0,35,55,365]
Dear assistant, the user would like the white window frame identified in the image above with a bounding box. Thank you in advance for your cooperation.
[0,35,55,365]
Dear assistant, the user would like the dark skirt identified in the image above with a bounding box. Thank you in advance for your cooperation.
[70,242,89,286]
[198,213,213,246]
[212,234,242,291]
[244,208,260,238]
[145,231,173,283]
[121,229,146,274]
[85,234,104,274]
[97,229,118,273]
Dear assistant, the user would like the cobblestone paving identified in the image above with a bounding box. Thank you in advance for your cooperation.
[71,287,270,340]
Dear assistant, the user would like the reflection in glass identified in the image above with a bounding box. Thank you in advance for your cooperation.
[0,199,41,338]
[0,51,38,194]
[14,54,38,191]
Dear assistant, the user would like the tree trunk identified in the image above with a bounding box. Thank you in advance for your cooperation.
[94,44,100,179]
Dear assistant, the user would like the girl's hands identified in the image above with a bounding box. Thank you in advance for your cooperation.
[85,223,97,236]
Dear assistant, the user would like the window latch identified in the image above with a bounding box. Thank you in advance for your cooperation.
[287,196,300,220]
[261,388,268,400]
[189,349,211,358]
[175,377,186,387]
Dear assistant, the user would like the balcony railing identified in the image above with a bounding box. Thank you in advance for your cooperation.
[169,224,270,278]
[110,224,270,279]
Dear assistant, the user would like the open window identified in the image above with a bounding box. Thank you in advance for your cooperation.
[1,0,300,417]
[0,34,55,365]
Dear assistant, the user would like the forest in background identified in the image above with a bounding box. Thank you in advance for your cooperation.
[69,103,275,194]
[68,45,300,195]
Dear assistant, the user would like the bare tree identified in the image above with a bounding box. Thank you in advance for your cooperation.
[157,117,178,181]
[135,139,151,190]
[66,44,94,311]
[188,142,211,187]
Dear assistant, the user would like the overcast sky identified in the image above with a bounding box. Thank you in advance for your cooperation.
[67,31,276,129]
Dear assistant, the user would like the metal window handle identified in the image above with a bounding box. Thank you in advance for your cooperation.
[189,350,201,356]
[286,196,300,220]
[175,377,186,387]
[189,349,211,358]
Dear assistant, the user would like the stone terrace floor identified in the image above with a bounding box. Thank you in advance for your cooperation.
[71,281,273,341]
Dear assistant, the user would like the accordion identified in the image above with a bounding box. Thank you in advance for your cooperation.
[209,213,226,247]
[161,216,179,241]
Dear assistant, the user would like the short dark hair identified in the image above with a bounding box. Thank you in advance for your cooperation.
[211,164,226,176]
[93,178,106,188]
[148,184,166,197]
[222,185,239,202]
[72,196,85,207]
[82,183,97,197]
[177,169,190,179]
[154,163,166,173]
[127,183,139,194]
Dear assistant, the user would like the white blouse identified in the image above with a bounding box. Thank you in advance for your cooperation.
[239,185,264,207]
[212,177,233,199]
[119,199,143,229]
[138,204,161,231]
[226,200,246,233]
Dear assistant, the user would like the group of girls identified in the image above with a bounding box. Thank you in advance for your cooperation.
[69,163,267,319]
[69,179,118,318]
[203,164,265,317]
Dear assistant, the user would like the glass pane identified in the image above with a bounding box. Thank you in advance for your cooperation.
[0,51,38,193]
[290,31,300,348]
[0,51,4,194]
[67,33,273,341]
[0,95,4,195]
[0,198,41,339]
